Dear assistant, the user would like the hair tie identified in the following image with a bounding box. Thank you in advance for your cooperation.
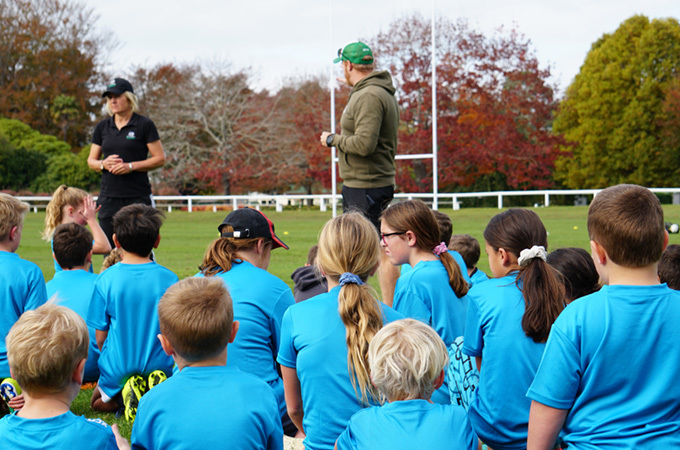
[433,242,448,256]
[339,272,365,286]
[518,245,547,267]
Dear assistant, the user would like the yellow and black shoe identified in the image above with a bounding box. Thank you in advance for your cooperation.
[147,370,167,390]
[122,375,147,423]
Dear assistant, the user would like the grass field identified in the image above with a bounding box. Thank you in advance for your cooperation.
[12,204,680,440]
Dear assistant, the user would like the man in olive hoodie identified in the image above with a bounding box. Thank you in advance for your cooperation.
[320,42,399,230]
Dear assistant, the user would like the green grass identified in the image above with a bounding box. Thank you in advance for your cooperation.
[14,205,680,440]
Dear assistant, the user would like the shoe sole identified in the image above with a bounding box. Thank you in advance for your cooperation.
[122,375,147,423]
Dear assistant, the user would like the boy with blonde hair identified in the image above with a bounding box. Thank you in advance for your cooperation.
[131,277,282,449]
[336,319,477,449]
[0,194,47,413]
[88,204,177,421]
[528,184,680,449]
[0,303,128,449]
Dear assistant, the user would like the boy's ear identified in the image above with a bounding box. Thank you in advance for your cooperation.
[229,320,240,344]
[112,234,122,249]
[433,369,445,390]
[590,240,607,266]
[153,234,161,249]
[85,250,93,265]
[72,359,86,386]
[9,225,18,241]
[158,334,175,357]
[663,229,669,251]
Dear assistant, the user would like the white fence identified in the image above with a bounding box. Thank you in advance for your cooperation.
[17,188,680,213]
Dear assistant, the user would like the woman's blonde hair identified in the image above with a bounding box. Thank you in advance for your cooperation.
[369,319,449,402]
[317,212,384,404]
[105,91,139,116]
[42,185,89,241]
[199,226,272,276]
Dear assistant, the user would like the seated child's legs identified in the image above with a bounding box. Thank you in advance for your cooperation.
[90,383,121,412]
[447,336,479,410]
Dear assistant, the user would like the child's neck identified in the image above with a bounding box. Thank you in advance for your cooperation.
[118,250,152,265]
[603,262,660,286]
[408,248,437,267]
[17,391,72,419]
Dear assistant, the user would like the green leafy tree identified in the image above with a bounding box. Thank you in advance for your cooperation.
[31,146,100,193]
[554,15,680,188]
[0,137,48,191]
[0,118,70,155]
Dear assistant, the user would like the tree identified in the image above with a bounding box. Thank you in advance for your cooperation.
[0,0,112,147]
[371,15,561,193]
[553,15,680,188]
[132,63,302,195]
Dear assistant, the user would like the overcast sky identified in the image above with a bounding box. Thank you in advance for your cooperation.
[85,0,678,95]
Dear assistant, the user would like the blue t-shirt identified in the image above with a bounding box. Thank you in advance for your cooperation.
[87,262,177,398]
[527,284,680,449]
[0,411,117,449]
[132,365,282,450]
[277,286,403,450]
[0,251,47,377]
[400,249,470,283]
[195,260,294,418]
[47,269,101,382]
[463,273,545,450]
[336,399,477,450]
[469,267,489,287]
[394,258,468,404]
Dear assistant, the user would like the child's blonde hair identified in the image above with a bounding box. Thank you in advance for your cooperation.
[199,233,272,277]
[42,185,89,241]
[101,248,123,271]
[158,277,233,362]
[7,302,88,394]
[369,319,449,402]
[317,212,384,405]
[0,193,29,241]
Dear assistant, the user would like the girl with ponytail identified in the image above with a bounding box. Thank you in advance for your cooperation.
[380,200,469,404]
[461,208,564,450]
[277,212,402,450]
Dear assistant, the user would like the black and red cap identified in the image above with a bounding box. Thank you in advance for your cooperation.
[218,207,289,250]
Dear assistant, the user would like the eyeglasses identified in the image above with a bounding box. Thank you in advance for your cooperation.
[380,231,406,244]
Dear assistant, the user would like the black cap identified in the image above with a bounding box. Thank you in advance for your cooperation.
[218,208,289,250]
[102,78,134,97]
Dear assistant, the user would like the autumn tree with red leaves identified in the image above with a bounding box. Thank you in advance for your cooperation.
[371,15,562,193]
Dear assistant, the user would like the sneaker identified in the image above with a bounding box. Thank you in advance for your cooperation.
[0,378,21,404]
[122,375,147,423]
[147,370,167,390]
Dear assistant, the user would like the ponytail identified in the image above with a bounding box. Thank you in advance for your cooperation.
[484,209,565,343]
[199,233,268,277]
[440,252,469,297]
[42,185,88,241]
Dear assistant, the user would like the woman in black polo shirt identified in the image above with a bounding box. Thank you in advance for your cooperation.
[87,78,166,246]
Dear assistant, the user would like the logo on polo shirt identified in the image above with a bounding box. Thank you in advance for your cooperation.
[126,131,136,140]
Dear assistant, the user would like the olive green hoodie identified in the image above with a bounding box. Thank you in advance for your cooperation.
[330,70,399,189]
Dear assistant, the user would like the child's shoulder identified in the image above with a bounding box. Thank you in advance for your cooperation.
[0,251,42,274]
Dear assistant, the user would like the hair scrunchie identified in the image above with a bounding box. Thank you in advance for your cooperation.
[433,242,448,256]
[518,245,547,267]
[339,272,365,286]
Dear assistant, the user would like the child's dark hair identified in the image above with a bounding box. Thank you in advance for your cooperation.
[307,244,319,266]
[484,209,564,343]
[52,223,93,270]
[432,210,453,245]
[547,248,600,303]
[449,234,481,270]
[659,244,680,290]
[381,200,468,297]
[113,204,164,257]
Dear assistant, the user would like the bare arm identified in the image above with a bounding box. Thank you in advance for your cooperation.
[281,365,304,433]
[104,140,166,176]
[96,329,108,351]
[527,401,568,450]
[79,195,111,254]
[88,144,122,172]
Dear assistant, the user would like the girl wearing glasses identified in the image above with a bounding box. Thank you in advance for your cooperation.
[379,199,468,404]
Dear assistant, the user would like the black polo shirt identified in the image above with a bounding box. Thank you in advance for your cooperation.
[92,113,160,198]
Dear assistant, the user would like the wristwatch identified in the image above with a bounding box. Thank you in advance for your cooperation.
[100,161,104,171]
[326,134,335,147]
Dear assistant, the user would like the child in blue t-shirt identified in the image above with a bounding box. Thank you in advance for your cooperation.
[528,185,680,449]
[131,277,282,450]
[0,303,128,449]
[196,207,295,435]
[460,208,564,450]
[449,234,489,287]
[546,247,600,303]
[0,193,47,413]
[658,243,680,290]
[336,318,477,450]
[380,200,469,404]
[46,223,101,382]
[278,212,402,450]
[88,204,177,422]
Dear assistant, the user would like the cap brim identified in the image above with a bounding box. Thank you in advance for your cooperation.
[102,88,124,97]
[333,56,343,63]
[272,235,289,250]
